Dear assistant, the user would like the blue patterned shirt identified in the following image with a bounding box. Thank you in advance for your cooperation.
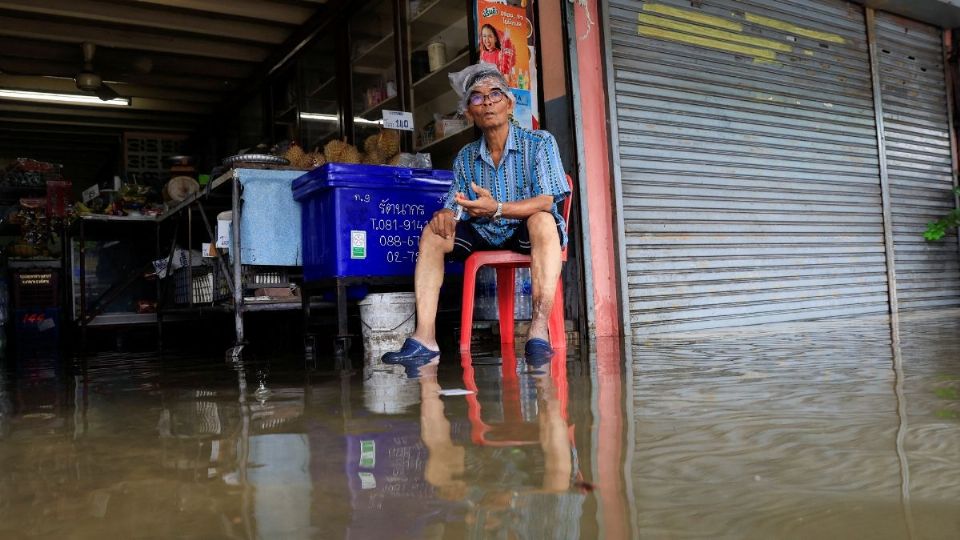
[445,123,570,247]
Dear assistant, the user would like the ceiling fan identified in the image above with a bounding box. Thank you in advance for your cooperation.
[74,42,122,101]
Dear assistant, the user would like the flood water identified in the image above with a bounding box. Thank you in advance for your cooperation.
[1,310,959,539]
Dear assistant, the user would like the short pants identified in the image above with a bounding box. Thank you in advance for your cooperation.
[447,218,564,262]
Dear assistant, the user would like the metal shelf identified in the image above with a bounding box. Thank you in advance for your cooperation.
[273,102,298,125]
[159,168,307,352]
[83,313,158,327]
[412,50,470,103]
[8,258,61,269]
[0,185,46,198]
[241,298,305,312]
[351,32,395,71]
[417,123,474,153]
[79,214,158,222]
[356,95,398,121]
[410,0,466,51]
[307,76,336,99]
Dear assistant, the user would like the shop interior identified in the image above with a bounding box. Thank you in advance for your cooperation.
[0,0,582,357]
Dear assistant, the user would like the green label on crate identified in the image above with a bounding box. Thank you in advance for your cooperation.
[351,230,366,259]
[359,439,375,468]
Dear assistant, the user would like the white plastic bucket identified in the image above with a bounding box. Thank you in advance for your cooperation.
[357,292,416,353]
[362,362,419,414]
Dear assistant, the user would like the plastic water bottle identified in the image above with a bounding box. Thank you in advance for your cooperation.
[475,267,498,320]
[515,268,532,320]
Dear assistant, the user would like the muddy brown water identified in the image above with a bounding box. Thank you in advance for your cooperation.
[1,310,958,538]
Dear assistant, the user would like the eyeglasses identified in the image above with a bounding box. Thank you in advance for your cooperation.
[468,89,506,106]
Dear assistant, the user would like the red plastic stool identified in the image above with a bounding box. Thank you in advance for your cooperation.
[459,175,573,353]
[460,349,571,446]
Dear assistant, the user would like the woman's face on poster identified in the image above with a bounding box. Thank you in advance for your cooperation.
[481,27,497,51]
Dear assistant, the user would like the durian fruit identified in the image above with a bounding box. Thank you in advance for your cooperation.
[363,133,380,155]
[323,137,361,164]
[306,151,326,169]
[377,129,401,157]
[284,144,309,169]
[324,138,351,163]
[362,149,385,165]
[340,144,361,164]
[361,129,401,159]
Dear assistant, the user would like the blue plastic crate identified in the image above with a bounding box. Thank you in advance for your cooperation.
[292,164,454,281]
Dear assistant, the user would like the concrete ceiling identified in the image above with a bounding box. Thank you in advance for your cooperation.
[0,0,330,180]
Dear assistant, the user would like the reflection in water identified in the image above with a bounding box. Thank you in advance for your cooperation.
[1,310,959,537]
[890,337,915,539]
[629,312,960,539]
[595,337,632,540]
[453,350,587,537]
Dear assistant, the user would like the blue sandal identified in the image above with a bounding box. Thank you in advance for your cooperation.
[399,356,440,379]
[524,338,554,361]
[382,338,440,363]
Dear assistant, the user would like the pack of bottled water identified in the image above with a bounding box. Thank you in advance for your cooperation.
[474,267,498,320]
[473,267,533,320]
[514,268,532,320]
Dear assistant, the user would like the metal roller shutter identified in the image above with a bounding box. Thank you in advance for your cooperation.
[607,0,891,335]
[875,12,960,311]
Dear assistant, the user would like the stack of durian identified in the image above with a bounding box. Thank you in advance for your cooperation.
[283,129,403,170]
[360,128,402,166]
[283,144,327,170]
[322,138,360,164]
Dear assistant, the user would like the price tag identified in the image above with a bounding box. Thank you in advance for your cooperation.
[81,183,100,203]
[382,109,414,131]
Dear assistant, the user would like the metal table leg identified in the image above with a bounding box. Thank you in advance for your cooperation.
[78,218,87,349]
[334,279,350,357]
[226,173,245,359]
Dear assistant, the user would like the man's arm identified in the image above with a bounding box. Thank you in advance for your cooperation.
[442,149,471,214]
[428,208,458,238]
[431,150,472,238]
[457,182,552,220]
[530,132,570,204]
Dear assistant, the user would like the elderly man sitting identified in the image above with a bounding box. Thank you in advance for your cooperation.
[383,62,570,363]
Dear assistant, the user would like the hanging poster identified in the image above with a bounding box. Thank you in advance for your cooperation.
[475,0,539,129]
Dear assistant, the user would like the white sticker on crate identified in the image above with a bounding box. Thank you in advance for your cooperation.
[350,230,366,259]
[216,219,231,249]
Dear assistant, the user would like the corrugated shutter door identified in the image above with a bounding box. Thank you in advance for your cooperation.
[607,0,891,335]
[875,12,960,310]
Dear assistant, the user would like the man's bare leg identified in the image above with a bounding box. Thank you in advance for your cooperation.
[535,374,572,491]
[409,226,454,350]
[526,211,562,344]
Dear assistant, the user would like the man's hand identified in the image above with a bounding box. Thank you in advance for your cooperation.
[429,208,457,239]
[456,182,498,219]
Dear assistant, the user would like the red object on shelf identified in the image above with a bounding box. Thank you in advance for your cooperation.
[459,175,574,353]
[46,180,72,217]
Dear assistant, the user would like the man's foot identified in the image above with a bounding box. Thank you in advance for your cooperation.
[382,338,440,363]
